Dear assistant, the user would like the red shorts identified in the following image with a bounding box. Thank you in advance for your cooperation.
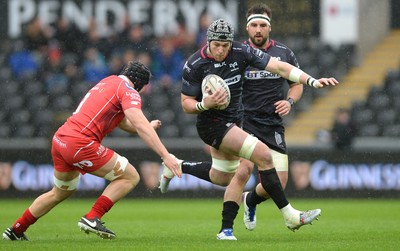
[51,132,114,174]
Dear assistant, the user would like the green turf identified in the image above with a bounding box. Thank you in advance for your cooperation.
[1,198,399,250]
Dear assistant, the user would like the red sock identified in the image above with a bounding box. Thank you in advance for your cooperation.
[13,209,37,235]
[85,195,114,219]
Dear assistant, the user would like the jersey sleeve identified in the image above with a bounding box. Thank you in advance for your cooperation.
[287,48,301,85]
[243,43,271,70]
[182,61,203,100]
[118,81,142,110]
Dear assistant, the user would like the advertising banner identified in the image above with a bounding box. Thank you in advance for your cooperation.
[0,0,240,39]
[1,147,399,198]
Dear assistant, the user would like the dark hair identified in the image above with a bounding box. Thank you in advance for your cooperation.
[120,61,151,92]
[246,3,272,20]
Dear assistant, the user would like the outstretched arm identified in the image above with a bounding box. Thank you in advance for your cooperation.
[118,118,162,134]
[123,107,181,177]
[266,57,339,88]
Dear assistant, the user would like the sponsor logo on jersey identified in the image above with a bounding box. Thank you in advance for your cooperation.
[224,75,241,85]
[96,145,107,157]
[125,91,141,101]
[53,135,66,148]
[229,62,239,71]
[245,70,280,79]
[214,61,226,68]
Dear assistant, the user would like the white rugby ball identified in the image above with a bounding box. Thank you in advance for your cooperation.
[201,74,231,110]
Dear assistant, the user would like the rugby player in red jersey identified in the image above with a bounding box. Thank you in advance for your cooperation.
[3,61,181,241]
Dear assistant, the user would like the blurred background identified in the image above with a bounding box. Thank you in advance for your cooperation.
[0,0,399,199]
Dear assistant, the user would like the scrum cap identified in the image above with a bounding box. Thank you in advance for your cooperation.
[207,19,234,43]
[120,61,151,92]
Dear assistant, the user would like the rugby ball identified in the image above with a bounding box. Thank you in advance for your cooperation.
[201,74,231,110]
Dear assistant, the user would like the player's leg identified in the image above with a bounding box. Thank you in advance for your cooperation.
[3,170,79,241]
[243,150,288,230]
[216,126,254,240]
[248,139,321,231]
[159,121,239,193]
[79,152,139,239]
[208,147,239,186]
[159,155,213,193]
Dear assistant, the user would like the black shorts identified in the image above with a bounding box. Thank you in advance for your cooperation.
[243,118,287,154]
[196,116,242,149]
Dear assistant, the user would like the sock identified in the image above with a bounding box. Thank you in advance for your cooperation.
[259,168,289,209]
[246,189,267,208]
[12,209,37,235]
[181,161,212,182]
[85,195,114,219]
[219,201,239,232]
[280,203,296,215]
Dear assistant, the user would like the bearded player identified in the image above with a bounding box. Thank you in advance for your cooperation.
[159,19,338,240]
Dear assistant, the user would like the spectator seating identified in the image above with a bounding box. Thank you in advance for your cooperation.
[350,69,400,137]
[0,36,351,139]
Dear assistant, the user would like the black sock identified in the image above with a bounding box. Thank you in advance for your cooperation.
[246,189,267,208]
[181,161,212,182]
[259,169,289,209]
[220,201,239,232]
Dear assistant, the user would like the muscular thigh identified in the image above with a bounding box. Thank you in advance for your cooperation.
[90,152,139,181]
[196,116,242,149]
[218,125,249,157]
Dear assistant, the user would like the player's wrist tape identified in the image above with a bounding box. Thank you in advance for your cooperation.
[288,68,303,83]
[306,77,318,87]
[196,101,208,111]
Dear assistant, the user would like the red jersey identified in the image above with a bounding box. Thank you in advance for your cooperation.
[57,75,142,142]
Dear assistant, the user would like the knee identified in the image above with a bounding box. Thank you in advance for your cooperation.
[51,187,75,203]
[210,171,234,187]
[235,166,252,184]
[125,167,140,187]
[254,149,273,169]
[131,171,140,187]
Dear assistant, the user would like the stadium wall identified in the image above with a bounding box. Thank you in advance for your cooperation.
[1,139,399,199]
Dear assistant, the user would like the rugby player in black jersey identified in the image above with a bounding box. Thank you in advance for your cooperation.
[238,3,304,232]
[159,18,338,240]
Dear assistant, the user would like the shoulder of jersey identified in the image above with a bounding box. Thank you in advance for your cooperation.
[273,40,291,50]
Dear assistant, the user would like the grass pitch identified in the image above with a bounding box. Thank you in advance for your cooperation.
[1,198,399,250]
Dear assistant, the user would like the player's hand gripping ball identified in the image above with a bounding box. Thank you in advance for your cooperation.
[201,74,231,110]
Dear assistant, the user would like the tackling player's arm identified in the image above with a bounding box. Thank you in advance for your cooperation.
[118,117,162,134]
[265,57,339,88]
[123,107,181,177]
